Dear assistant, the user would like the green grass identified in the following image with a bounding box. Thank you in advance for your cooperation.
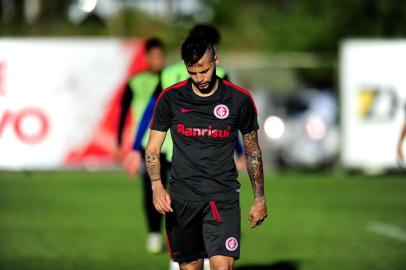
[0,171,405,270]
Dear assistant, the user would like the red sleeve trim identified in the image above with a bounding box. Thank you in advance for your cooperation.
[223,80,257,114]
[149,80,188,128]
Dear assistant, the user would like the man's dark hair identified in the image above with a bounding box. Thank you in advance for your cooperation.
[189,24,221,45]
[145,37,164,52]
[181,35,215,66]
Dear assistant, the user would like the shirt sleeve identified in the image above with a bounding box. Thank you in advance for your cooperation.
[238,94,259,135]
[150,91,172,132]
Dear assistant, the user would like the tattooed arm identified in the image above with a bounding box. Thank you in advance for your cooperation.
[243,130,267,228]
[145,130,173,214]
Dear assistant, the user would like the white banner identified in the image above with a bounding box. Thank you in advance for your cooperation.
[0,38,145,170]
[340,40,406,170]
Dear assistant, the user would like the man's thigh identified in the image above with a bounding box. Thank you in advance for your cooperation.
[203,200,241,260]
[166,199,207,264]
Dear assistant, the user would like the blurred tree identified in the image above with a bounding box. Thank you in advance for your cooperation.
[202,0,406,52]
[38,0,71,22]
[1,0,405,52]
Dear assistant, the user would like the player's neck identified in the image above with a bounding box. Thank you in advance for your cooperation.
[192,78,219,97]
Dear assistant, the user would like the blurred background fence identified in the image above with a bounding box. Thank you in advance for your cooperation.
[1,0,406,172]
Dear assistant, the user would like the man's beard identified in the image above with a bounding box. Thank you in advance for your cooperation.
[192,67,217,95]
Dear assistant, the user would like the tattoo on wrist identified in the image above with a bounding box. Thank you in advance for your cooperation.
[254,196,265,203]
[145,150,161,183]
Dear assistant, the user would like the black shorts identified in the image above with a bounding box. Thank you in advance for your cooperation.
[165,199,240,264]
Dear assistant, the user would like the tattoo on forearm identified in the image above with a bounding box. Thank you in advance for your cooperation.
[145,150,161,181]
[243,131,265,202]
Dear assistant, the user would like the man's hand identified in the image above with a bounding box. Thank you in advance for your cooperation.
[114,147,125,163]
[235,155,246,171]
[248,199,267,229]
[152,181,173,214]
[123,150,142,178]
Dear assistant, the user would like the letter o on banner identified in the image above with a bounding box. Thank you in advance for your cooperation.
[14,108,49,144]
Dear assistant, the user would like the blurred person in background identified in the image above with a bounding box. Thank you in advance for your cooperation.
[145,34,268,270]
[397,103,406,164]
[116,37,170,254]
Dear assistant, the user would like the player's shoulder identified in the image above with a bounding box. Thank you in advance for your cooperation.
[222,79,257,112]
[129,71,157,82]
[163,62,185,73]
[161,62,187,80]
[159,80,188,99]
[222,79,253,99]
[161,62,189,88]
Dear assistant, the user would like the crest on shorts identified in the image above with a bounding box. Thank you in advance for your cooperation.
[214,104,229,119]
[225,237,238,251]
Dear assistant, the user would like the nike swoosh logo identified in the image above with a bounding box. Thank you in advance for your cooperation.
[181,108,193,113]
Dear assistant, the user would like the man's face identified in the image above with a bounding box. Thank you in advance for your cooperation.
[147,47,165,73]
[186,50,218,93]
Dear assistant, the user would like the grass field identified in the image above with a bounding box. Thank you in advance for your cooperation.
[0,170,405,270]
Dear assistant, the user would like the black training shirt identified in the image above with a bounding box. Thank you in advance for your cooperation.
[150,77,259,201]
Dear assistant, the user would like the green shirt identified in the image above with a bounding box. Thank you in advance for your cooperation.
[128,71,173,158]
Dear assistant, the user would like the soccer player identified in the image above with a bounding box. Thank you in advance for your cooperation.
[397,103,406,164]
[145,35,268,270]
[116,37,171,253]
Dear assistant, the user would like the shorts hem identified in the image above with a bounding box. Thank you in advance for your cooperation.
[208,252,240,261]
[173,253,207,264]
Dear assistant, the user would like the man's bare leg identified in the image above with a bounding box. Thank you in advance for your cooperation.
[179,259,204,270]
[210,255,234,270]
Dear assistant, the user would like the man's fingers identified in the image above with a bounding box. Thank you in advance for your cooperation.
[122,152,142,178]
[249,212,268,228]
[248,213,255,227]
[122,154,132,168]
[154,200,164,213]
[160,202,171,213]
[165,194,173,212]
[248,213,253,223]
[153,202,165,214]
[154,197,172,213]
[158,194,171,213]
[155,199,165,212]
[127,168,135,178]
[123,157,135,177]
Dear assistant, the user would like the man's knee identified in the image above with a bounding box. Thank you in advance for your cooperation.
[209,255,234,270]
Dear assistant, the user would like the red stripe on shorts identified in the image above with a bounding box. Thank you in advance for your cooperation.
[210,200,223,223]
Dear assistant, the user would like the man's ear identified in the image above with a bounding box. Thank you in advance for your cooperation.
[214,54,219,65]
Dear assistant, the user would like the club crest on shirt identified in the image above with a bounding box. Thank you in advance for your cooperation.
[225,237,238,251]
[214,104,229,119]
